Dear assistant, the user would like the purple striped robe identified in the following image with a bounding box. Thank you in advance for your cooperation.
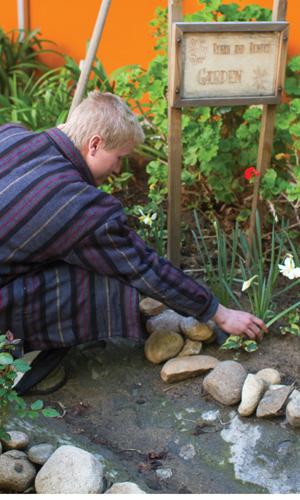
[0,123,218,354]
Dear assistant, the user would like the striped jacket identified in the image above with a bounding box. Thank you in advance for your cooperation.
[0,123,218,350]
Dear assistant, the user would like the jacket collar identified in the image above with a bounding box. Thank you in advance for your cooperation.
[45,127,97,187]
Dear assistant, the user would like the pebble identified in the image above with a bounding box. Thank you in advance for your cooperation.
[144,330,184,364]
[146,309,183,334]
[177,339,202,357]
[238,374,266,417]
[27,444,55,465]
[2,431,29,450]
[139,297,166,316]
[255,368,281,387]
[104,482,146,494]
[0,449,36,493]
[179,443,196,461]
[203,360,247,406]
[35,445,104,494]
[155,468,173,480]
[161,355,219,383]
[180,317,214,341]
[256,385,292,418]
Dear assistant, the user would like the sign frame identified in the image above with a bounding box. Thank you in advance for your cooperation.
[170,21,289,108]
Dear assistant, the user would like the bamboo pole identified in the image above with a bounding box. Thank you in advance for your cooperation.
[68,0,112,118]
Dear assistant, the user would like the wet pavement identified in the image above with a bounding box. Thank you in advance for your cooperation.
[10,339,300,494]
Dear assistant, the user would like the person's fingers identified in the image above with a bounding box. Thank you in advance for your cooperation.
[253,316,268,333]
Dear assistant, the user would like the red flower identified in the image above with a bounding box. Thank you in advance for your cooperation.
[244,167,260,181]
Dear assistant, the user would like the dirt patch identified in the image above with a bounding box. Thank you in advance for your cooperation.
[22,331,300,494]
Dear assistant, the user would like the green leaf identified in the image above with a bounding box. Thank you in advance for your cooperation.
[31,400,44,410]
[220,335,243,350]
[0,353,14,365]
[243,340,258,352]
[288,56,300,73]
[290,122,300,137]
[42,407,60,418]
[13,359,31,372]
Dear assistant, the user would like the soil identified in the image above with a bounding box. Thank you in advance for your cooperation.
[18,326,300,494]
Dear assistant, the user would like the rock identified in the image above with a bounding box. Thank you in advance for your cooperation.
[105,482,146,494]
[255,368,281,387]
[161,355,219,383]
[179,444,196,460]
[146,309,183,334]
[0,449,36,492]
[238,374,266,417]
[35,445,103,494]
[180,317,214,341]
[203,360,247,406]
[289,389,300,401]
[256,385,293,418]
[27,444,55,465]
[286,394,300,427]
[177,339,202,357]
[0,441,2,454]
[139,297,166,317]
[155,468,173,480]
[2,431,29,450]
[144,330,184,364]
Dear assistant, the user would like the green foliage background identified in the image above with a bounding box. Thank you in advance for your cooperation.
[0,0,300,250]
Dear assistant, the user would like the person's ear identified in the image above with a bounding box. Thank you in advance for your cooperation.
[88,135,103,156]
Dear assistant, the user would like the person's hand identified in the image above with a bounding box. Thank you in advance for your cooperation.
[212,304,268,341]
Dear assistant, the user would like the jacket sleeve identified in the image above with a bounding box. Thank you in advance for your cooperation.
[63,211,219,322]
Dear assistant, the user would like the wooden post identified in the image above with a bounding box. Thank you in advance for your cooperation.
[167,0,183,266]
[68,0,112,118]
[247,0,288,250]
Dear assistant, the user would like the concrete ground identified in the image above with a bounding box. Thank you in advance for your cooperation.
[11,338,300,494]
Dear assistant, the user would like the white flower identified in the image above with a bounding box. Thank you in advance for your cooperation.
[278,254,300,280]
[138,209,157,227]
[242,275,258,291]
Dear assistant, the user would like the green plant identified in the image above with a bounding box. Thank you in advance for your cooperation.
[280,309,300,337]
[0,331,59,441]
[192,210,240,307]
[238,214,300,325]
[111,1,300,222]
[129,204,167,256]
[220,335,258,353]
[0,28,54,97]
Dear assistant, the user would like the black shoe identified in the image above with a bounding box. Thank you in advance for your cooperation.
[13,347,70,396]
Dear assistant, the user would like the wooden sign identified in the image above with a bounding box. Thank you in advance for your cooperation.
[171,22,289,107]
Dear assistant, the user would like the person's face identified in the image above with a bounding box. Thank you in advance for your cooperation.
[82,135,133,185]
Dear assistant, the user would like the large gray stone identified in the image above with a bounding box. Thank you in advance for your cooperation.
[35,445,103,494]
[203,360,247,406]
[105,481,146,494]
[256,385,293,418]
[144,330,184,364]
[161,355,219,383]
[146,309,183,334]
[0,449,36,492]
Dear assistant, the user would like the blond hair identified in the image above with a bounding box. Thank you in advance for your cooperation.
[60,91,144,150]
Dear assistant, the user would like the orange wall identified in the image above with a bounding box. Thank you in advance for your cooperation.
[1,0,299,73]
